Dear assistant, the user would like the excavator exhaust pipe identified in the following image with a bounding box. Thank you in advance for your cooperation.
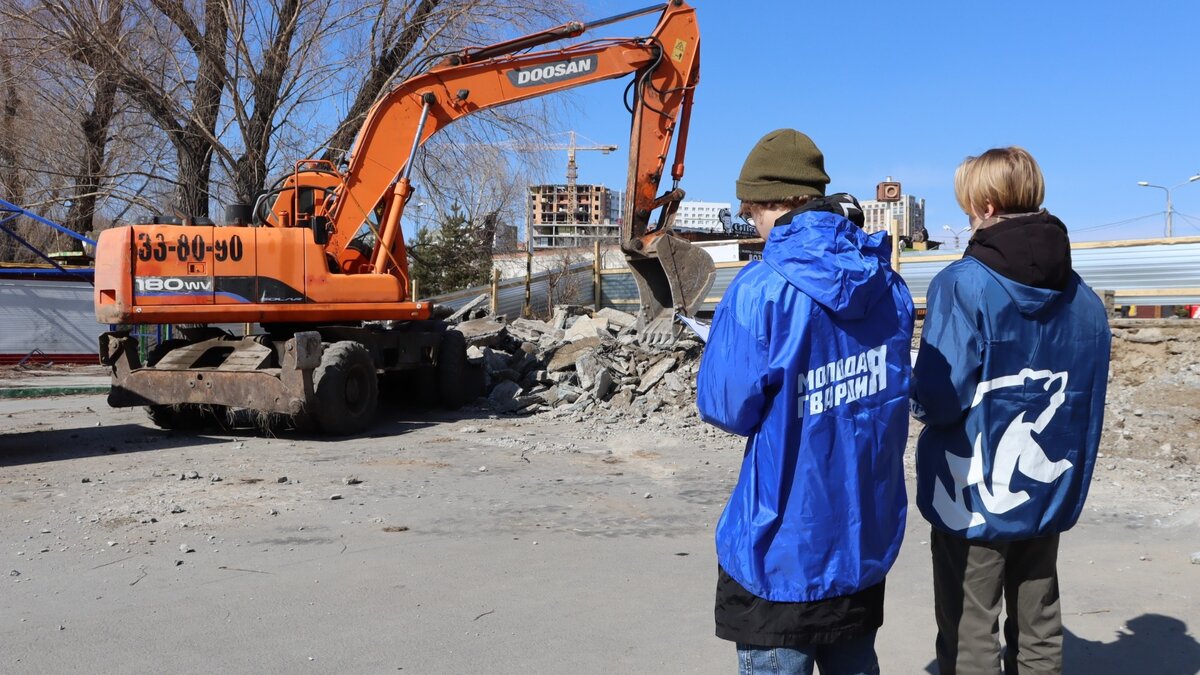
[628,234,715,345]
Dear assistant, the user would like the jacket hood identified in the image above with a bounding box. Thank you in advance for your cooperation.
[964,210,1073,316]
[762,202,890,320]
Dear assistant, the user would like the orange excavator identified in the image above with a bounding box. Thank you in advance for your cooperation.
[93,0,715,435]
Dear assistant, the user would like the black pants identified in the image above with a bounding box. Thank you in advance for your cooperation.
[931,529,1062,675]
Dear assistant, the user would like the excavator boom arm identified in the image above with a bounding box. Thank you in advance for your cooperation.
[322,1,707,314]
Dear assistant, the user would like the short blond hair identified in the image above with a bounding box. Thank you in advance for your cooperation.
[738,196,810,223]
[954,146,1045,216]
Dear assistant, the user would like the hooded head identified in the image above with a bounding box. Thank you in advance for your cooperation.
[762,196,892,320]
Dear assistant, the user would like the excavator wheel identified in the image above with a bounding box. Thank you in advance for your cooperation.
[435,330,482,410]
[143,339,227,431]
[312,341,378,435]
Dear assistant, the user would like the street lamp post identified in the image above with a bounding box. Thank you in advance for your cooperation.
[1137,175,1200,238]
[943,224,972,249]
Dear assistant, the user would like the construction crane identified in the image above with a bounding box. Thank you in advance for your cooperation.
[551,131,618,225]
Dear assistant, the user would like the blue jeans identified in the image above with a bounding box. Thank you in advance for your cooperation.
[736,631,880,675]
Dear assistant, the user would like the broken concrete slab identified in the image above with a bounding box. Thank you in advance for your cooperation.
[509,318,556,343]
[662,371,687,393]
[595,307,637,330]
[636,355,679,394]
[593,368,615,401]
[563,316,611,342]
[575,352,604,391]
[456,317,508,347]
[446,294,490,323]
[547,337,602,372]
[488,381,524,413]
[480,348,510,374]
[609,387,635,408]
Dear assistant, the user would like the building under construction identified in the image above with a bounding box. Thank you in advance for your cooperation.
[526,184,624,249]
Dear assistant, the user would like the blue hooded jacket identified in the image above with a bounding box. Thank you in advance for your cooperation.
[696,204,914,603]
[912,213,1110,542]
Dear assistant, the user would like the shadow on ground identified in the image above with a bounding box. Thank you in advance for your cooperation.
[0,423,227,467]
[922,613,1200,674]
[0,403,500,466]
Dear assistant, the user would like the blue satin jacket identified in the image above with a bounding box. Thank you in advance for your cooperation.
[912,258,1110,541]
[696,210,914,602]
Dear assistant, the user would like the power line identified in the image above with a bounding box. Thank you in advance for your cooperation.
[1172,211,1200,233]
[1073,212,1163,233]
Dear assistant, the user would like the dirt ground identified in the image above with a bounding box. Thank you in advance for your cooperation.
[2,324,1199,674]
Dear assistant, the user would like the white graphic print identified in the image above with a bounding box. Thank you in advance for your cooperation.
[932,369,1072,531]
[799,345,888,416]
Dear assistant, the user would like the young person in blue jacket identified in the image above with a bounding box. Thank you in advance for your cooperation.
[696,129,915,675]
[911,147,1111,675]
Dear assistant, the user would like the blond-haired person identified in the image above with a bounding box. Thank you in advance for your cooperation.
[911,147,1111,674]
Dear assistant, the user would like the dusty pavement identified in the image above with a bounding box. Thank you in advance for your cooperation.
[3,328,1200,674]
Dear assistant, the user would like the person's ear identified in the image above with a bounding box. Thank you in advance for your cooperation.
[982,202,996,219]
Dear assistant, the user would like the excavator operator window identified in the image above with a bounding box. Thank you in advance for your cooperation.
[346,215,379,258]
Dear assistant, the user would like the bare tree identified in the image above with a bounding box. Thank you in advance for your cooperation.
[0,45,27,208]
[61,3,122,237]
[543,246,586,310]
[3,0,580,245]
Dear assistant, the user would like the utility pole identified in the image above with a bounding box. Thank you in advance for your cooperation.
[943,224,972,249]
[1138,175,1200,238]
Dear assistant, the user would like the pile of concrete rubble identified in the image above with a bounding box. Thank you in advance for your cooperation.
[451,304,705,421]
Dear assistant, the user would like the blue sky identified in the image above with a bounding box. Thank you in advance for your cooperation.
[534,0,1200,242]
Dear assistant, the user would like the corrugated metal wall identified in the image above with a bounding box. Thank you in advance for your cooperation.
[4,237,1194,359]
[598,238,1200,310]
[428,261,594,319]
[0,280,102,356]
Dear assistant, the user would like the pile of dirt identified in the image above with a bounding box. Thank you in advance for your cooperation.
[1103,322,1200,466]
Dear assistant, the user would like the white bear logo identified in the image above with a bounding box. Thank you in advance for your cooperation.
[932,369,1072,531]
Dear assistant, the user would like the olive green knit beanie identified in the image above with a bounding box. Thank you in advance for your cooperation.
[736,129,830,202]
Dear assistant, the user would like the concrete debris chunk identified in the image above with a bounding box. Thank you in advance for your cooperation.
[547,338,602,372]
[456,317,509,347]
[446,294,490,323]
[557,383,584,405]
[595,307,637,330]
[564,316,611,342]
[481,348,511,374]
[593,368,616,401]
[574,352,604,391]
[343,476,363,485]
[509,318,556,342]
[489,381,525,413]
[459,303,708,422]
[662,371,687,393]
[637,356,679,394]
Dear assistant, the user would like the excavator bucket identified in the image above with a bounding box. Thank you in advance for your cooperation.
[627,234,716,345]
